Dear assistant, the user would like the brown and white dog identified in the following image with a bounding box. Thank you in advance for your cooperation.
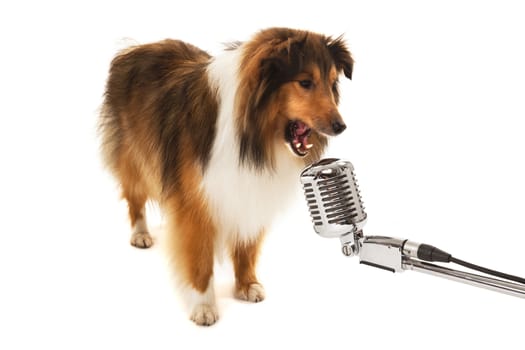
[99,27,353,325]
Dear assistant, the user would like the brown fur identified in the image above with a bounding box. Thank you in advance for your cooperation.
[99,28,353,325]
[100,39,218,198]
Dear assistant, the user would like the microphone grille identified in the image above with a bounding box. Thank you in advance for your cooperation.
[300,158,367,238]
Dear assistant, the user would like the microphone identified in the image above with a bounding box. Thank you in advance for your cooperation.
[300,158,453,266]
[300,158,449,264]
[300,158,367,256]
[299,158,525,297]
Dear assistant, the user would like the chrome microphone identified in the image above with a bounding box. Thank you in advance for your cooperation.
[299,158,525,298]
[300,158,367,256]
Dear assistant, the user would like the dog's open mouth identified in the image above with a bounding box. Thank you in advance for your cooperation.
[285,120,313,157]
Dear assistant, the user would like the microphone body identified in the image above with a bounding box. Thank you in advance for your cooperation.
[300,159,366,256]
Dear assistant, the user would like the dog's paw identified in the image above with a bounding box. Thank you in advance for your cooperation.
[130,232,153,248]
[190,304,219,326]
[235,282,266,303]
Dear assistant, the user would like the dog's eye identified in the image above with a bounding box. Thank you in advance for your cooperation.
[298,80,313,89]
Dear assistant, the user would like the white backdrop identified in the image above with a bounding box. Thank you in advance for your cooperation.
[1,1,524,349]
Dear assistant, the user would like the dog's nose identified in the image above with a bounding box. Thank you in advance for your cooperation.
[331,120,347,135]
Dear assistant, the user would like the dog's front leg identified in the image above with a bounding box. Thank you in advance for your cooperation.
[165,185,218,326]
[230,232,266,302]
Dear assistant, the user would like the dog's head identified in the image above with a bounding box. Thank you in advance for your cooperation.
[236,28,353,168]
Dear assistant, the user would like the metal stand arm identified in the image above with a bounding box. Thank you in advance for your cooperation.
[403,258,525,299]
[353,235,525,299]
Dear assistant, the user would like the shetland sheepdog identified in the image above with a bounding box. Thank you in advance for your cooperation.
[99,27,353,325]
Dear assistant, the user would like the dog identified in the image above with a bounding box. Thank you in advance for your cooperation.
[99,27,353,325]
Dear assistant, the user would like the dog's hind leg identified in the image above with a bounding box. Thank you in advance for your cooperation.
[120,162,154,248]
[127,200,153,249]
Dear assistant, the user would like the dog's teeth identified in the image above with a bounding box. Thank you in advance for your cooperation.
[295,142,302,149]
[305,143,314,149]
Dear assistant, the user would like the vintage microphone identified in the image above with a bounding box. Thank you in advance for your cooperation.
[300,158,525,298]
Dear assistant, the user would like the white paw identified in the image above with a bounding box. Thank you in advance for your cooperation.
[190,304,219,326]
[235,283,266,303]
[130,232,153,248]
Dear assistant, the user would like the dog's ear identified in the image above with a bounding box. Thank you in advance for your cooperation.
[284,37,307,67]
[327,35,353,80]
[256,37,306,105]
[260,37,306,77]
[260,56,286,82]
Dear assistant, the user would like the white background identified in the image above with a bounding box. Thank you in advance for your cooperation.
[1,0,524,348]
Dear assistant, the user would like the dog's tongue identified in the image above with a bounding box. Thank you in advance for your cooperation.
[295,121,309,136]
[293,121,311,153]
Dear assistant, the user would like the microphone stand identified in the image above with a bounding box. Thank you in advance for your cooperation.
[342,233,525,298]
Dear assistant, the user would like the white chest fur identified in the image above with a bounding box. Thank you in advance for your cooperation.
[202,148,302,241]
[204,49,303,243]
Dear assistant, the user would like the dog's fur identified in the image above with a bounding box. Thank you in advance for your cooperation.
[99,27,353,325]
